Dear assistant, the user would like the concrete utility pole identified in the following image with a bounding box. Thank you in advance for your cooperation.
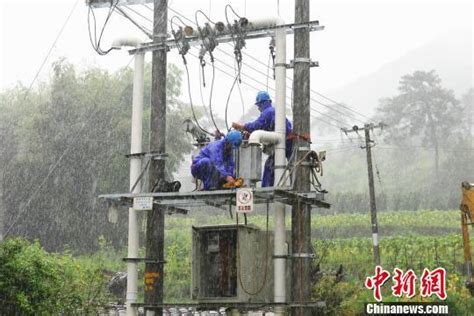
[144,0,167,314]
[342,123,384,266]
[291,0,312,315]
[364,126,380,266]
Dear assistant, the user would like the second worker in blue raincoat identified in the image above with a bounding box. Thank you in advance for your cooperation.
[191,131,242,190]
[232,91,293,187]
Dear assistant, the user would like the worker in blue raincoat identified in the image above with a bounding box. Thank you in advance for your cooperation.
[232,91,293,187]
[191,131,243,190]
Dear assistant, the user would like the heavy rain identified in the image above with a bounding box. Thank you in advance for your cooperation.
[0,0,472,315]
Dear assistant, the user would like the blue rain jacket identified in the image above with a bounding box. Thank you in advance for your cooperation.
[191,139,234,190]
[243,101,293,186]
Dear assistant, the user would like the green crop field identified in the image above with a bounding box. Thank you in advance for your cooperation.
[79,209,474,314]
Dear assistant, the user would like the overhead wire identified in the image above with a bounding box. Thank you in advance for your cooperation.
[225,4,241,23]
[151,4,369,124]
[170,18,213,136]
[88,0,120,55]
[24,0,79,100]
[158,6,348,131]
[162,7,364,125]
[115,6,153,38]
[224,63,242,131]
[184,63,214,136]
[220,12,370,121]
[195,9,215,25]
[215,45,363,124]
[209,48,347,127]
[194,10,221,135]
[235,59,246,119]
[187,48,345,131]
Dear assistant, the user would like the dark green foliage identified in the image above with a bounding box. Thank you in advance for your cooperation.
[0,238,109,315]
[376,70,461,178]
[321,70,473,213]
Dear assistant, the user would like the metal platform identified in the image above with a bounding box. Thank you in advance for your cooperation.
[99,187,330,213]
[131,301,326,312]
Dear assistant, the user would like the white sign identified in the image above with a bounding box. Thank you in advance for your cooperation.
[236,188,253,213]
[133,197,154,210]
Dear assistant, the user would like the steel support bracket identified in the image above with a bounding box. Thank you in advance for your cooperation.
[274,62,290,68]
[122,257,168,264]
[287,58,319,69]
[273,255,289,259]
[125,151,168,160]
[297,146,310,151]
[290,253,316,259]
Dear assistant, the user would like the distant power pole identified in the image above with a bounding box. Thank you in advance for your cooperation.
[292,0,312,315]
[342,123,385,266]
[145,0,168,314]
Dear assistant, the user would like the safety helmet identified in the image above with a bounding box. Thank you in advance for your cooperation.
[255,91,271,105]
[226,130,243,148]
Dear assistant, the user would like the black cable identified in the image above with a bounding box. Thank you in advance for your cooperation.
[235,61,246,119]
[87,0,119,55]
[170,15,187,30]
[97,1,118,53]
[195,9,215,25]
[183,51,213,137]
[224,64,241,131]
[225,4,241,22]
[208,59,221,135]
[193,10,220,135]
[197,61,212,124]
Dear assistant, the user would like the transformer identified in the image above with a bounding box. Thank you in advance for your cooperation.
[191,224,276,303]
[237,143,262,187]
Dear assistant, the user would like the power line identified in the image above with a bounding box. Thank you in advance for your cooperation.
[88,0,120,55]
[24,0,79,100]
[162,5,370,121]
[205,48,347,128]
[187,50,342,131]
[215,43,362,124]
[191,44,345,127]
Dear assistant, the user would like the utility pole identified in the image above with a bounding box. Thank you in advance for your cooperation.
[291,0,312,315]
[342,123,385,266]
[145,0,167,314]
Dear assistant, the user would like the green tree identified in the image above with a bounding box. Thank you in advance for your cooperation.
[376,70,460,178]
[0,238,109,315]
[460,88,473,146]
[0,59,194,252]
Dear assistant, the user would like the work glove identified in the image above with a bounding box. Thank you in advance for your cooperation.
[222,177,244,189]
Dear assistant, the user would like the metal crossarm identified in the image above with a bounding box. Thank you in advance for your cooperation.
[129,21,324,54]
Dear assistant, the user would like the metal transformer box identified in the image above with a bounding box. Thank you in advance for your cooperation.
[191,224,277,303]
[238,144,262,186]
